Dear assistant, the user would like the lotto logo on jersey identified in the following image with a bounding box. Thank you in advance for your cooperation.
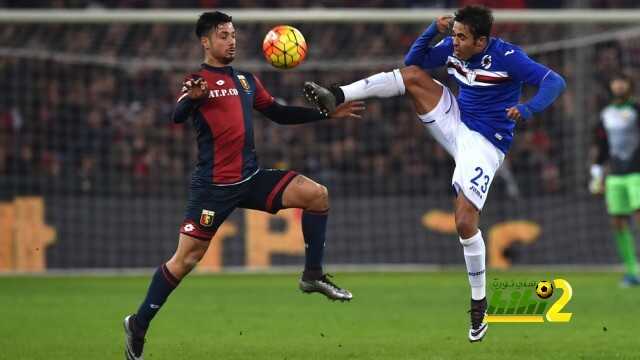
[200,210,215,227]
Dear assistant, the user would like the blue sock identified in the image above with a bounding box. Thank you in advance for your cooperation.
[134,263,180,331]
[302,210,328,278]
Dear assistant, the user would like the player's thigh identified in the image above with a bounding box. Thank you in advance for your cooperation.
[401,65,444,113]
[237,169,298,213]
[418,85,460,158]
[179,178,241,241]
[451,125,504,211]
[605,175,632,216]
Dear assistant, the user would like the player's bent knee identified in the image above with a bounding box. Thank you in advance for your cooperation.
[308,184,329,211]
[401,66,436,90]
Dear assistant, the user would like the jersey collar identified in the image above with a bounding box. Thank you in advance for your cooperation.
[201,63,234,73]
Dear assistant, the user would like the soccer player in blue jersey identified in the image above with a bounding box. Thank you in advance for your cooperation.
[304,5,566,342]
[123,11,364,360]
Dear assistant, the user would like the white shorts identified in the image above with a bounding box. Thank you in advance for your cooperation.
[418,85,505,210]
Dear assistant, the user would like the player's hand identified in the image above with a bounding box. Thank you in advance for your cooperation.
[507,104,533,122]
[436,15,453,33]
[589,177,604,195]
[329,101,366,120]
[506,106,523,121]
[184,77,209,100]
[589,164,604,195]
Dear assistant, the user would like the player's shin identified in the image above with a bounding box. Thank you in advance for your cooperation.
[301,210,328,280]
[134,263,180,331]
[340,69,405,103]
[460,231,486,300]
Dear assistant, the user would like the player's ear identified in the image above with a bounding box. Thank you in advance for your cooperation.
[475,36,488,48]
[201,36,210,50]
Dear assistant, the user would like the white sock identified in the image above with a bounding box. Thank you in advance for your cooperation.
[341,69,405,102]
[460,230,486,300]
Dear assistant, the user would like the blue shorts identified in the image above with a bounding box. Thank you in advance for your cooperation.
[179,169,298,241]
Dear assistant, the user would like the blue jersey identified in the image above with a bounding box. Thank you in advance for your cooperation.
[410,36,552,153]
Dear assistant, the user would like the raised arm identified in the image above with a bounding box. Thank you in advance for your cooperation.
[404,16,453,70]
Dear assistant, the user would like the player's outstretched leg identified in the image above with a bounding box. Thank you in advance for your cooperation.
[281,175,352,301]
[304,68,406,116]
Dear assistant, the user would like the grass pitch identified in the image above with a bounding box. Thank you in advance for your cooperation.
[1,271,637,359]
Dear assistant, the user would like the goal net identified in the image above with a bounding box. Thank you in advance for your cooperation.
[1,8,637,271]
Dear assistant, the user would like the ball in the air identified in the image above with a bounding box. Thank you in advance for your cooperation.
[262,25,307,69]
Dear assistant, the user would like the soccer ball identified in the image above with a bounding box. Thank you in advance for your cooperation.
[536,280,554,299]
[262,25,307,69]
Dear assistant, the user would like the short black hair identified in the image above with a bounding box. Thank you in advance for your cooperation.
[454,5,493,40]
[195,11,232,38]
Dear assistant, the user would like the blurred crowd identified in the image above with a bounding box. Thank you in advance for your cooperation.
[0,0,638,198]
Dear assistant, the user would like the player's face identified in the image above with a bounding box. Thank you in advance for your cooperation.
[202,22,236,65]
[610,78,631,98]
[451,21,487,60]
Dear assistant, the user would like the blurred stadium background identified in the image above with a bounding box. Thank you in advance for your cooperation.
[1,0,639,273]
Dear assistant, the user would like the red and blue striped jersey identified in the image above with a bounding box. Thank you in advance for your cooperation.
[176,64,274,185]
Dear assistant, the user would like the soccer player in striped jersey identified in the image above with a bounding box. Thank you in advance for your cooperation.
[304,5,565,342]
[590,74,640,287]
[122,11,364,360]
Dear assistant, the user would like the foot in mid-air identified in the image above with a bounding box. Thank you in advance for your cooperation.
[468,298,488,342]
[124,314,146,360]
[299,273,353,301]
[621,274,640,287]
[303,82,341,117]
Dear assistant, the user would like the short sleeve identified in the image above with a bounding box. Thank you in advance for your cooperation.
[253,75,275,111]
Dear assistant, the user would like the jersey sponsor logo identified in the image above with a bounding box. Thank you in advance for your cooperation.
[207,88,239,99]
[216,80,225,86]
[504,49,515,56]
[183,223,195,232]
[200,209,215,227]
[237,74,251,92]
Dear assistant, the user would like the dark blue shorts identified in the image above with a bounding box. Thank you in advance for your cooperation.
[179,169,298,241]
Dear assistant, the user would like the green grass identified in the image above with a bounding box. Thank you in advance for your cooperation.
[1,271,638,359]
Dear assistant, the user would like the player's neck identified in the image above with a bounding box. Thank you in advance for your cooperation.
[204,55,229,68]
[612,96,631,105]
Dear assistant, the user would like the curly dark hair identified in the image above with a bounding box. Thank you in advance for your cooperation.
[195,11,233,38]
[454,5,493,40]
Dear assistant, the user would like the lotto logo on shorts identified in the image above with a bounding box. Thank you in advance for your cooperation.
[200,210,215,227]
